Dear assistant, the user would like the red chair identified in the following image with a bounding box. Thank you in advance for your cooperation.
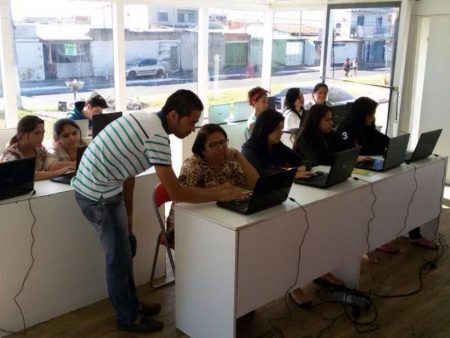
[150,183,175,289]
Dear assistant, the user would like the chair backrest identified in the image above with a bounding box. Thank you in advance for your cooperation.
[229,101,253,122]
[0,128,16,149]
[153,182,172,209]
[208,103,231,125]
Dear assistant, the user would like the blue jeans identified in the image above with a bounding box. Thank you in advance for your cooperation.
[75,191,139,324]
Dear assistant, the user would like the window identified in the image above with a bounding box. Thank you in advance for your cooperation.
[325,5,400,133]
[271,10,326,104]
[11,0,114,139]
[158,12,168,22]
[177,13,185,23]
[124,5,198,113]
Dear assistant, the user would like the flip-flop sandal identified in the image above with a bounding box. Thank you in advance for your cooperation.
[409,238,438,250]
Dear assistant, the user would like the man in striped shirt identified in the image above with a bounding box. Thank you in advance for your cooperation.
[73,89,244,333]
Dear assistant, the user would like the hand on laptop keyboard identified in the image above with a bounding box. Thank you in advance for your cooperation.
[356,155,373,164]
[295,167,313,180]
[215,183,249,202]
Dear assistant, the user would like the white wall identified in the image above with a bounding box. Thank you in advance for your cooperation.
[402,0,450,181]
[15,42,45,81]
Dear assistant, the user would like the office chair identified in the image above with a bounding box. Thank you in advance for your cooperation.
[150,183,175,289]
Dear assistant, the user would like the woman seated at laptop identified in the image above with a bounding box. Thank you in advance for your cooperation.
[0,115,74,181]
[293,104,371,166]
[241,109,343,306]
[245,86,269,140]
[166,124,259,243]
[337,98,436,251]
[336,96,389,156]
[304,83,331,111]
[45,118,88,171]
[242,109,312,178]
[281,88,306,146]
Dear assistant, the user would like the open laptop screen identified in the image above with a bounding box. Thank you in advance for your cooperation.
[0,157,35,200]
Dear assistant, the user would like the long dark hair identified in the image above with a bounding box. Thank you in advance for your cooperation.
[294,104,333,148]
[192,124,228,158]
[246,109,284,157]
[9,115,44,145]
[342,96,378,139]
[53,118,82,142]
[283,88,302,120]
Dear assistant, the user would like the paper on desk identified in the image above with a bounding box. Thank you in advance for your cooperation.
[352,168,376,176]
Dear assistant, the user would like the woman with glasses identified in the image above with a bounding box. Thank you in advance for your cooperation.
[166,124,259,243]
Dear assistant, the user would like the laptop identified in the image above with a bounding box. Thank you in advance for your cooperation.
[0,157,35,201]
[74,119,89,138]
[405,129,442,162]
[295,147,361,189]
[356,134,410,172]
[216,168,296,215]
[50,146,87,184]
[228,101,253,122]
[208,104,231,124]
[92,111,122,138]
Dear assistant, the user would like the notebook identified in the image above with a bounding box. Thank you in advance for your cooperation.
[295,147,361,188]
[216,168,296,215]
[356,134,410,172]
[50,146,87,184]
[0,157,35,201]
[405,129,442,162]
[92,112,122,138]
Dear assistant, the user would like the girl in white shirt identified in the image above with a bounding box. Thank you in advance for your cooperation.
[281,88,305,146]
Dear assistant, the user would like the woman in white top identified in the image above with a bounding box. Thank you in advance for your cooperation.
[281,88,305,146]
[46,118,87,170]
[304,83,330,111]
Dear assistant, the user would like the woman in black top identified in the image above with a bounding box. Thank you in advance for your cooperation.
[337,98,436,251]
[242,109,344,307]
[241,109,311,179]
[293,104,372,166]
[336,96,389,156]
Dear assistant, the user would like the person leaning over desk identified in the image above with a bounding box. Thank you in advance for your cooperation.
[166,123,259,244]
[336,96,437,252]
[0,115,73,180]
[71,89,246,334]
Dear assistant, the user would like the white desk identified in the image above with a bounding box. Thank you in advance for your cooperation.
[175,157,446,338]
[0,171,163,336]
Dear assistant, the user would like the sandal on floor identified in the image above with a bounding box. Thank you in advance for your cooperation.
[289,289,312,309]
[409,237,438,250]
[376,243,400,255]
[313,273,345,288]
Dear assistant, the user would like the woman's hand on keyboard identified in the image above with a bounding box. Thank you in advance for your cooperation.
[215,183,249,202]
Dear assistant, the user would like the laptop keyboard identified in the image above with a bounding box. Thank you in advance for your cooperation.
[297,171,326,181]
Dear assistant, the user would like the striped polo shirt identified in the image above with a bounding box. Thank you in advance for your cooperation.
[72,112,171,201]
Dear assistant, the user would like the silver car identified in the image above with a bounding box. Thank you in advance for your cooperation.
[126,58,165,79]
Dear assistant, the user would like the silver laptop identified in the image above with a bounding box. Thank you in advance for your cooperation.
[74,119,89,138]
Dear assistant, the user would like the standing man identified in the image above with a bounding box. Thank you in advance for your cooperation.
[72,89,244,333]
[67,92,108,127]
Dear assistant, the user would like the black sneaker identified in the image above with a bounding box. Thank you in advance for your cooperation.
[117,316,163,333]
[139,302,162,316]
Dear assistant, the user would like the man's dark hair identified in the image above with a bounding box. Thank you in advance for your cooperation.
[161,89,204,117]
[86,92,108,109]
[192,124,227,158]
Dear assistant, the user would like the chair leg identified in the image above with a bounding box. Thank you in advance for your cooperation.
[150,236,175,289]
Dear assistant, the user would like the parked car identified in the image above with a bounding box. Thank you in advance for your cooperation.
[125,58,165,79]
[274,84,355,111]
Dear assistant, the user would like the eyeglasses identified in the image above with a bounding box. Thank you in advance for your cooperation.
[206,139,229,149]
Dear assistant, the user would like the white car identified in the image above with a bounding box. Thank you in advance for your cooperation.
[126,58,165,79]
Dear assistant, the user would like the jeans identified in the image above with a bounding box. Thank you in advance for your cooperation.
[75,191,139,324]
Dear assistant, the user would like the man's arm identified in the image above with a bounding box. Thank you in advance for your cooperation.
[154,165,245,203]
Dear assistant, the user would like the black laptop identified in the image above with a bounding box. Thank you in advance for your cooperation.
[92,111,122,138]
[50,146,87,184]
[0,157,35,201]
[216,168,296,215]
[295,147,361,189]
[356,134,410,172]
[405,129,442,162]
